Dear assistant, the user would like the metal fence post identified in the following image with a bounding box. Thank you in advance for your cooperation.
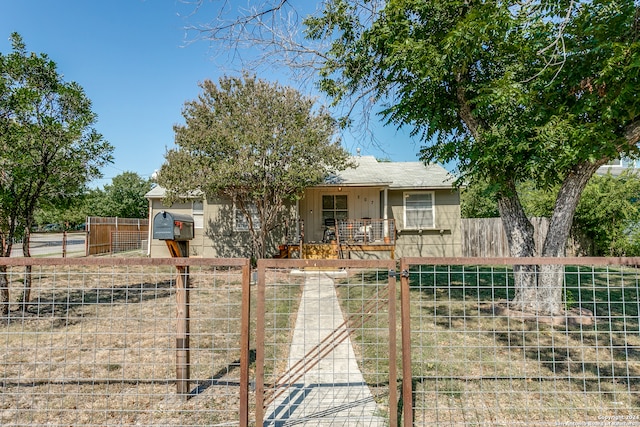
[239,260,251,427]
[400,259,413,426]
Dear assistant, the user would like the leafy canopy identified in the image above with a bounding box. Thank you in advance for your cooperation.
[461,172,640,257]
[0,32,113,250]
[306,0,640,191]
[35,172,153,226]
[94,172,153,219]
[158,73,351,257]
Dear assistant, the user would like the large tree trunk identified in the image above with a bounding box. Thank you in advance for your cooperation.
[535,160,605,315]
[499,161,605,315]
[625,118,640,146]
[497,180,539,310]
[20,226,33,312]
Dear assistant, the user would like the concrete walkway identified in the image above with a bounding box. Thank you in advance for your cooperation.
[263,272,387,426]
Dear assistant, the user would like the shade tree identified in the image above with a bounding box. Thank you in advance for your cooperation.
[158,73,351,259]
[0,33,113,314]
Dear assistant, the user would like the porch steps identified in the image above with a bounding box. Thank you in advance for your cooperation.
[302,243,340,259]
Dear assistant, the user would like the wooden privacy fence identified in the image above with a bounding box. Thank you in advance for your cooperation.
[461,217,548,257]
[86,216,148,255]
[461,217,589,257]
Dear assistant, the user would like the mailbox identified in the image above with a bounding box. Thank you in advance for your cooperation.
[153,211,194,241]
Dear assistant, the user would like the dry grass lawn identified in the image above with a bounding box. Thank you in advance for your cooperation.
[3,263,640,426]
[1,264,249,426]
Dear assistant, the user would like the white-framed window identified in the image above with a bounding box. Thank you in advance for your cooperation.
[234,202,261,232]
[192,200,204,229]
[403,192,434,229]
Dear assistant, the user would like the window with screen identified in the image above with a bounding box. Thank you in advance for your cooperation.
[404,192,434,229]
[192,200,204,229]
[234,202,261,232]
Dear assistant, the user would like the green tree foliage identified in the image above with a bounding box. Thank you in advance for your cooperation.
[463,171,640,256]
[460,180,500,219]
[91,172,152,218]
[0,33,113,314]
[158,73,351,258]
[575,172,640,256]
[517,182,556,219]
[307,1,639,184]
[461,179,557,219]
[34,172,152,227]
[34,194,88,229]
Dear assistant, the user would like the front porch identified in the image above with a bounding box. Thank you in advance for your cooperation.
[276,218,396,259]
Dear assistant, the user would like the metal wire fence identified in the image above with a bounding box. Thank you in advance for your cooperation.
[0,258,250,427]
[110,231,148,255]
[401,257,640,427]
[254,259,397,426]
[2,256,640,426]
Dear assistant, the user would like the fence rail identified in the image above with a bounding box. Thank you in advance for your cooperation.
[2,256,640,426]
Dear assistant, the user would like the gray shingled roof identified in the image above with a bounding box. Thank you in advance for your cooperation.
[145,185,168,198]
[320,156,456,189]
[146,156,456,198]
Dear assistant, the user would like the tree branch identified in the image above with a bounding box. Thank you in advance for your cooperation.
[625,118,640,146]
[455,72,482,140]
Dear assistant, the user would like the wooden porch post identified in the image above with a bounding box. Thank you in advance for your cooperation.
[383,187,389,239]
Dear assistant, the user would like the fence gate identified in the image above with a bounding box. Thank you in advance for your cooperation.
[254,259,399,426]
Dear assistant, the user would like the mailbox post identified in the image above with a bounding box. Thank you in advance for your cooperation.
[152,211,194,400]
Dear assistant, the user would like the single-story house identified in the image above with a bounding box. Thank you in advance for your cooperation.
[145,155,462,259]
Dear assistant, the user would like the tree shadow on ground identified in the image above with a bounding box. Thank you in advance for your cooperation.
[189,349,257,396]
[4,280,175,327]
[409,264,640,408]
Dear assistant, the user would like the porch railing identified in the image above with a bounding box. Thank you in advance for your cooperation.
[335,218,395,244]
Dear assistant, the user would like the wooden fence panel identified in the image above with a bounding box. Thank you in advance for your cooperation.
[461,217,556,257]
[86,217,148,255]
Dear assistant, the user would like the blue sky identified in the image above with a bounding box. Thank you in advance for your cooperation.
[1,0,426,188]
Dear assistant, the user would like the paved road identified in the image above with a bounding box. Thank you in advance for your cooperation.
[263,271,386,426]
[10,233,86,257]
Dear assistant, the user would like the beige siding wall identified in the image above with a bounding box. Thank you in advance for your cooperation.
[149,186,461,258]
[148,198,296,258]
[388,188,462,258]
